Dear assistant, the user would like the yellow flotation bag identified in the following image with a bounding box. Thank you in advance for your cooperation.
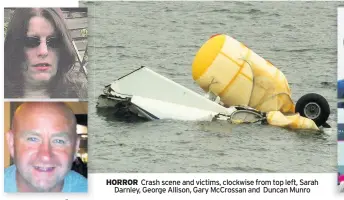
[192,34,319,130]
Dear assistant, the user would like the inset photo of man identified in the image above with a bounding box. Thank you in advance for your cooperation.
[4,102,88,193]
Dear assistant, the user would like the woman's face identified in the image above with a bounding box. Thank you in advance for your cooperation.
[23,16,59,85]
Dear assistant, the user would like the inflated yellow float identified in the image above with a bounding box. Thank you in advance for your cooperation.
[192,34,330,130]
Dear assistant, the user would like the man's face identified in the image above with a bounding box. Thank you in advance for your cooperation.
[9,105,78,192]
[23,16,59,85]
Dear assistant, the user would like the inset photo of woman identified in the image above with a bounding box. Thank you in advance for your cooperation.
[4,8,88,100]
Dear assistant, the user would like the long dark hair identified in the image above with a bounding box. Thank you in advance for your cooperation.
[5,8,80,98]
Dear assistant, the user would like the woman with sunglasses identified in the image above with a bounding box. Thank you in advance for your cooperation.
[4,8,85,99]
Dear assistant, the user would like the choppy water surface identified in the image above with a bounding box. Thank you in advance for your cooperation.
[83,1,342,172]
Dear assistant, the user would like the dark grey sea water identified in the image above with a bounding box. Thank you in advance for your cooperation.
[83,1,343,173]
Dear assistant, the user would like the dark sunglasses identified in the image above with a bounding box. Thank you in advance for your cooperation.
[24,36,61,48]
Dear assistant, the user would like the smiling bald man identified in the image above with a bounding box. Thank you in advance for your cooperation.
[4,102,87,193]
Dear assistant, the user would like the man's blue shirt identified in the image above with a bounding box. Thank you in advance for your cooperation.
[338,79,344,99]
